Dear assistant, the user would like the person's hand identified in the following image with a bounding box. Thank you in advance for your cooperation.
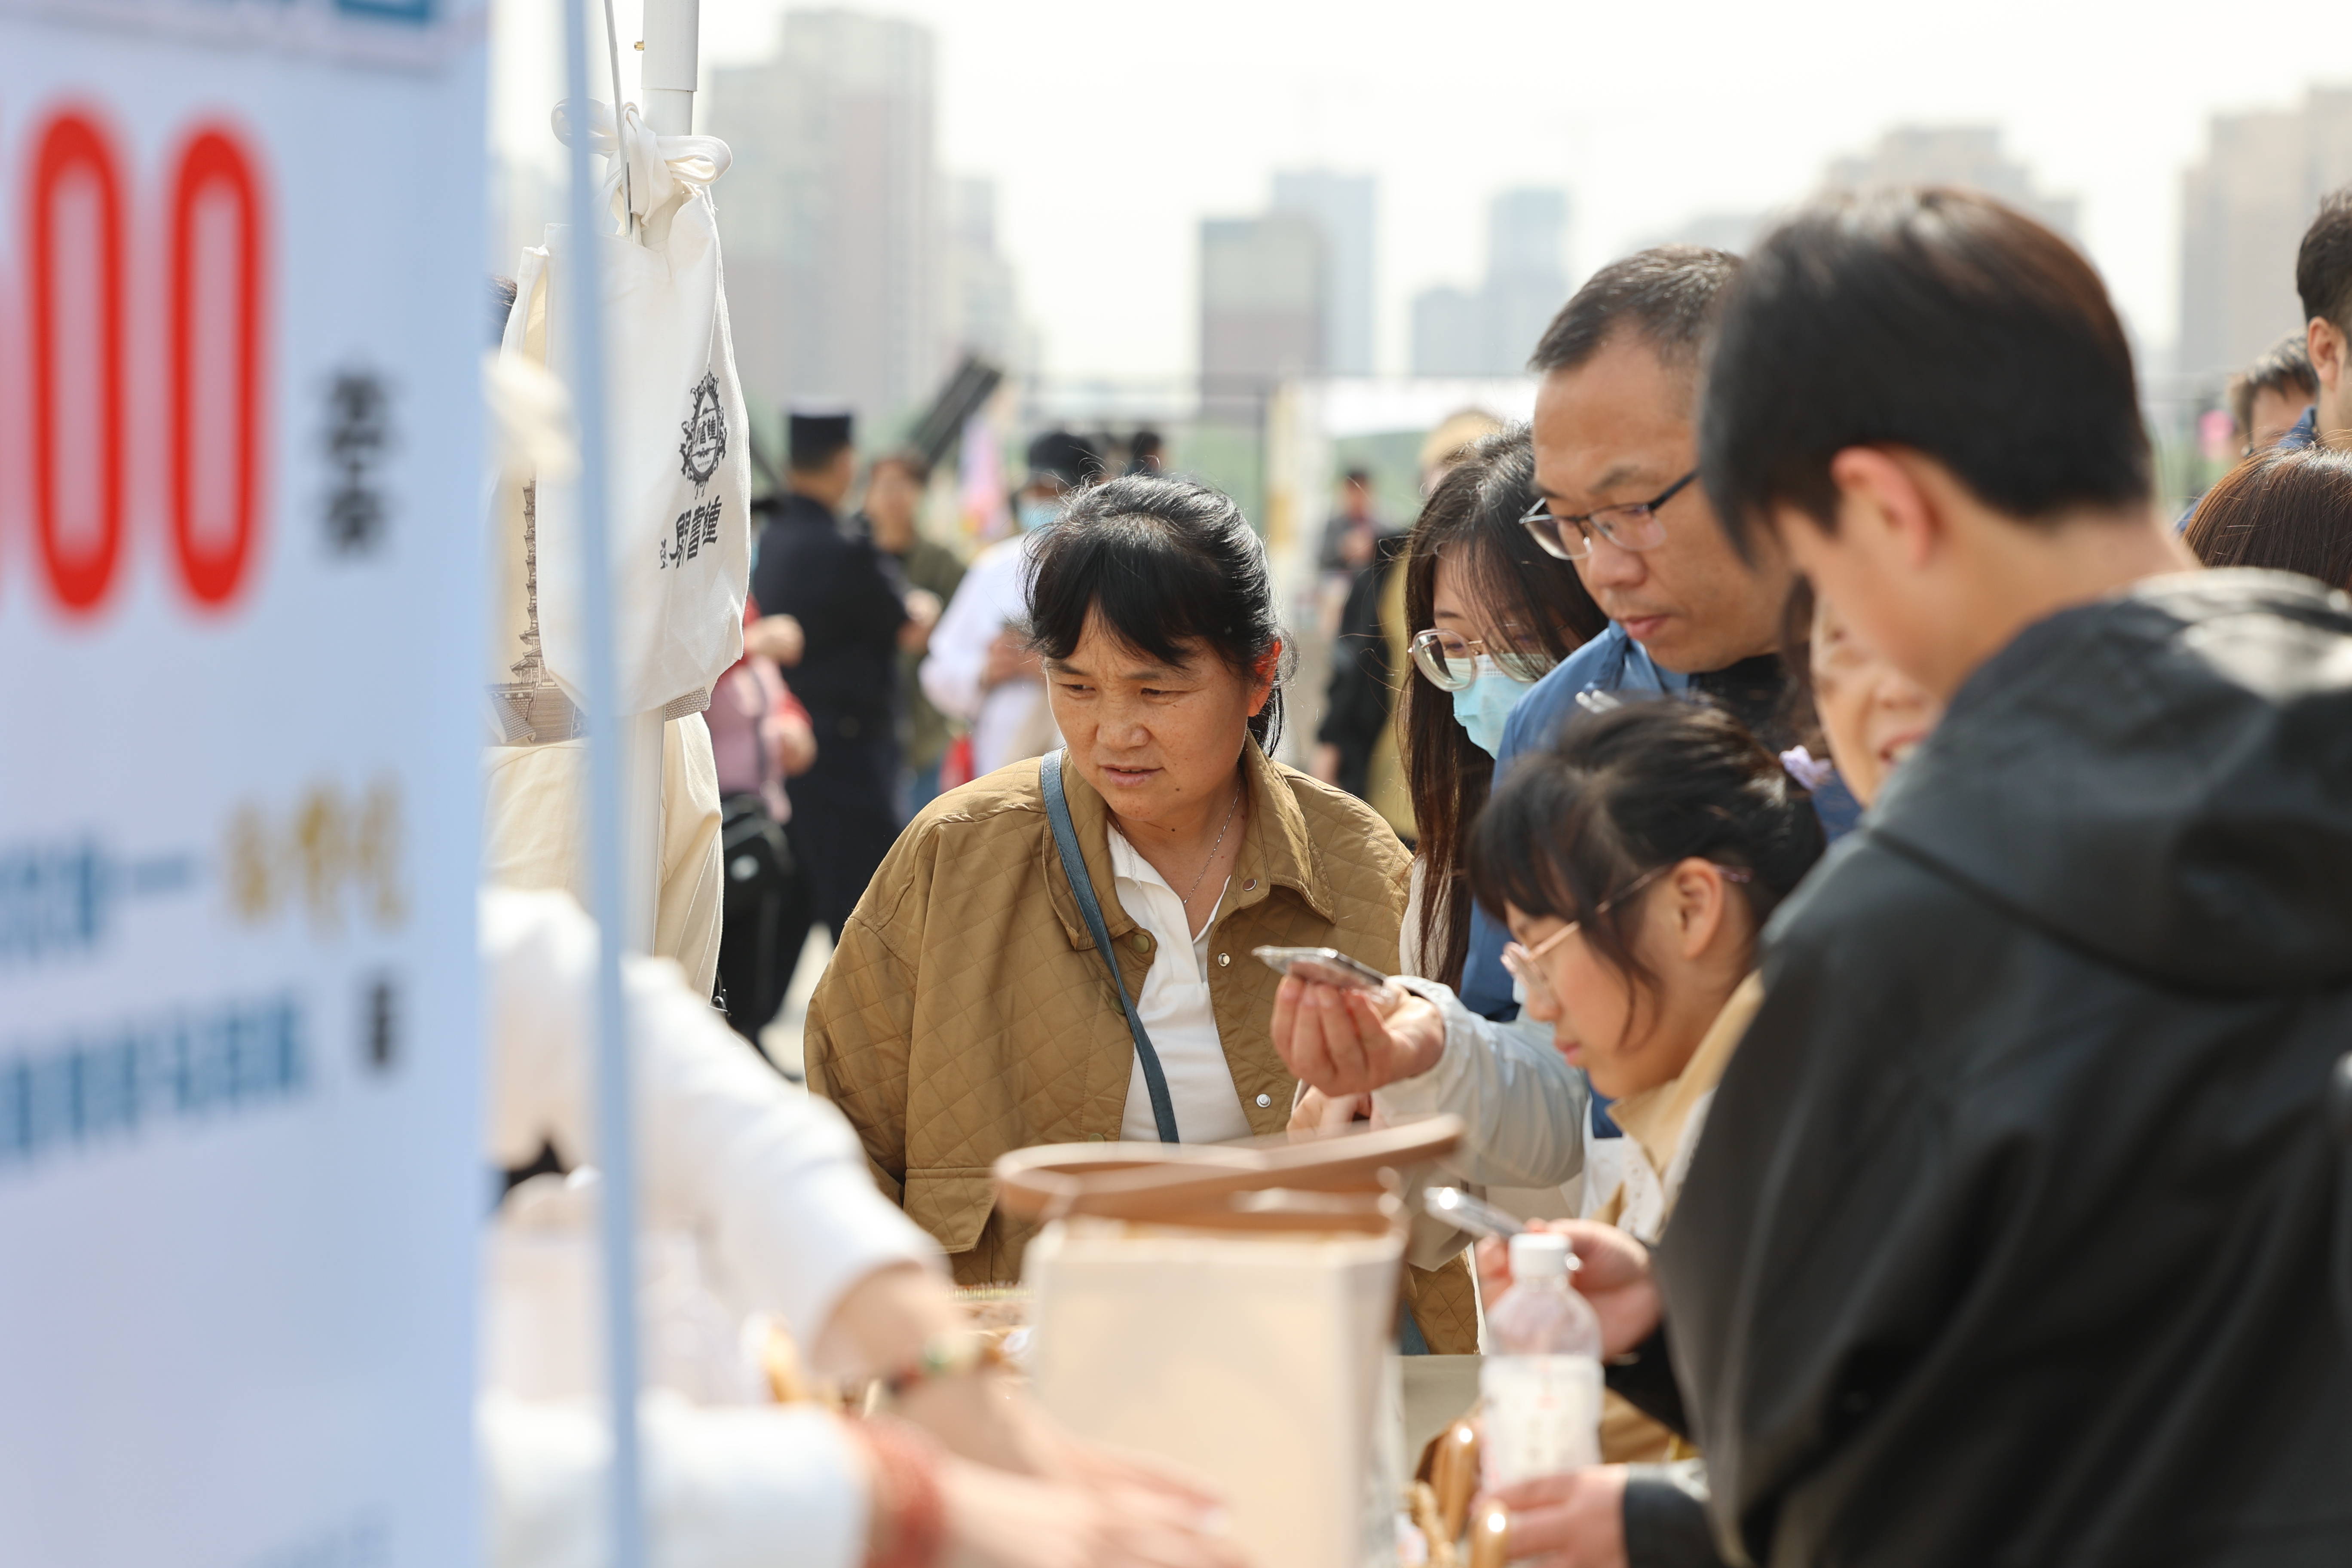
[1309,743,1343,785]
[1270,974,1444,1096]
[1481,1465,1626,1568]
[745,612,804,666]
[775,712,818,778]
[937,1451,1249,1568]
[982,629,1041,690]
[899,588,943,654]
[1475,1220,1660,1358]
[1287,1087,1369,1139]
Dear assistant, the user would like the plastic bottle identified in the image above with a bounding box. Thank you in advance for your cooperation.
[1479,1231,1605,1485]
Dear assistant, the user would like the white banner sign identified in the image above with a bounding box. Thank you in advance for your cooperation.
[0,5,485,1567]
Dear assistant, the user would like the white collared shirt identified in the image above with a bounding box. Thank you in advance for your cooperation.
[1106,830,1253,1144]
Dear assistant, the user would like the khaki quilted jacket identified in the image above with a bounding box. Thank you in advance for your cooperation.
[805,743,1479,1349]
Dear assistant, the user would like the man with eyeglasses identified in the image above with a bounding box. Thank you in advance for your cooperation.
[1458,248,1856,1024]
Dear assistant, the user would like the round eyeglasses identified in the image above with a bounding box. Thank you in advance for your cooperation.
[1409,628,1556,692]
[1501,861,1752,1008]
[1518,469,1699,561]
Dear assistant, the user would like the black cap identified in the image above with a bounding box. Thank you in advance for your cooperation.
[1026,429,1102,490]
[789,402,854,472]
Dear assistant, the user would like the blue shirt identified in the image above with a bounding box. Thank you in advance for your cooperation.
[1458,623,1863,1017]
[1458,625,1688,1018]
[2175,405,2319,531]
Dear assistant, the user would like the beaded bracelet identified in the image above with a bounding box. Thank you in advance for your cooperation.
[876,1330,1008,1403]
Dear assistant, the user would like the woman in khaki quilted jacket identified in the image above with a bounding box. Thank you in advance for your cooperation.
[805,473,1479,1351]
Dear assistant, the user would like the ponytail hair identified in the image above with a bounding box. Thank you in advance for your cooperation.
[1466,699,1824,998]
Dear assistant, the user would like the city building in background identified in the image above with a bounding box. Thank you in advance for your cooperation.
[1199,211,1326,413]
[1409,186,1571,377]
[943,175,1030,375]
[1638,207,1769,255]
[1821,125,2079,239]
[2177,86,2352,379]
[705,9,1022,438]
[1272,170,1378,377]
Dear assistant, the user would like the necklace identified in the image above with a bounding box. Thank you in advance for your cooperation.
[1183,787,1244,903]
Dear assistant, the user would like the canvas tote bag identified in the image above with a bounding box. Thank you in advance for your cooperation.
[506,100,751,721]
[997,1117,1463,1568]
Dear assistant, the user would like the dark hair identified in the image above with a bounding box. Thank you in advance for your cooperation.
[1467,702,1825,1007]
[2184,447,2352,590]
[1343,467,1372,487]
[1773,578,1831,756]
[2229,333,2318,442]
[1702,187,2151,552]
[1026,429,1103,490]
[870,447,933,487]
[1024,475,1290,749]
[1401,429,1606,985]
[1528,246,1743,377]
[2296,187,2352,334]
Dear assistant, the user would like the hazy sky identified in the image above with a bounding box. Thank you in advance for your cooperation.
[500,0,2344,383]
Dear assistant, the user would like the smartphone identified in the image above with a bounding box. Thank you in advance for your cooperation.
[1422,1185,1526,1241]
[1253,945,1389,992]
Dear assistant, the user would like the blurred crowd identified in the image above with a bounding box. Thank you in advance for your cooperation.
[480,182,2352,1568]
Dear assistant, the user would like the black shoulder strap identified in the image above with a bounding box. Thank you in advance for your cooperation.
[1040,749,1179,1143]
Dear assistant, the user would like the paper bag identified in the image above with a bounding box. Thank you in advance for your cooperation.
[1000,1119,1462,1568]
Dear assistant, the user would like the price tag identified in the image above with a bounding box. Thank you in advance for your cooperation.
[0,5,485,1565]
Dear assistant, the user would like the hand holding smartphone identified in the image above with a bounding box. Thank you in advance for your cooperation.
[1252,945,1389,992]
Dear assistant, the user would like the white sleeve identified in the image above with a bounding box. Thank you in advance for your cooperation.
[481,1390,867,1568]
[919,545,1012,723]
[484,888,942,1346]
[1373,977,1589,1191]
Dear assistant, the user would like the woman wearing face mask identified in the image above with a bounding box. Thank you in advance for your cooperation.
[1401,428,1608,980]
[1286,432,1603,1178]
[921,431,1103,779]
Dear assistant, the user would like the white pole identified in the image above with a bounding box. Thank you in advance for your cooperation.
[640,0,701,135]
[559,1,648,1565]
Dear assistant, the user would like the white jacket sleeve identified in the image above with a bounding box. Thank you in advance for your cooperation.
[483,888,941,1346]
[919,541,1016,724]
[482,1391,866,1568]
[1374,977,1589,1191]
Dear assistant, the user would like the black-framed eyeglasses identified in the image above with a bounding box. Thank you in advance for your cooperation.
[1518,469,1700,561]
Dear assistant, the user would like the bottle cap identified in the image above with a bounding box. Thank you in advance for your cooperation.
[1507,1230,1570,1285]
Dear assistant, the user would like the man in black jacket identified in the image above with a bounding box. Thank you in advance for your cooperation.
[751,407,910,952]
[1513,188,2352,1568]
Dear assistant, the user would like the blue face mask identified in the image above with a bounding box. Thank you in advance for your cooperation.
[1015,494,1063,533]
[1452,655,1536,758]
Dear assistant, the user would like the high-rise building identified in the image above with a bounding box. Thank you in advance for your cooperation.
[1822,126,2079,239]
[1408,186,1572,377]
[1409,286,1488,378]
[1483,188,1571,377]
[704,10,942,430]
[1638,209,1767,256]
[1271,170,1377,376]
[2178,87,2352,380]
[943,176,1027,374]
[1198,212,1326,401]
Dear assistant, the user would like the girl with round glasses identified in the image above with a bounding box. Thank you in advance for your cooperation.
[1278,700,1824,1231]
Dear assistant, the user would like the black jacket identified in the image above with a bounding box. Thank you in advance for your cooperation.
[1653,571,2352,1567]
[1315,535,1404,798]
[750,493,908,741]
